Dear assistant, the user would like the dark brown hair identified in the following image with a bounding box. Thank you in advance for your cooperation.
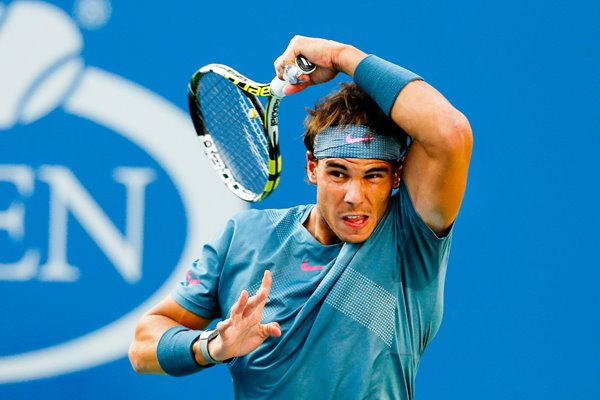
[303,82,409,158]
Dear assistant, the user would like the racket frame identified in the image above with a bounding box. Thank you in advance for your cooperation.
[188,64,282,202]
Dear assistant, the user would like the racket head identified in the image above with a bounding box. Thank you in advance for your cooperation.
[188,64,281,202]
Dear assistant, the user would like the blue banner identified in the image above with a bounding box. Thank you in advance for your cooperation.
[1,0,598,399]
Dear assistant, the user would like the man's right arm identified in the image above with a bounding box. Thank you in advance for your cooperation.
[128,295,213,374]
[274,36,472,236]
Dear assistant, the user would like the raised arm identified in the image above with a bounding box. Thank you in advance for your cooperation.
[386,78,472,235]
[275,36,472,235]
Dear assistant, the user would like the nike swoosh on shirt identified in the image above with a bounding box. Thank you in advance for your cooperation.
[346,133,376,144]
[301,261,326,271]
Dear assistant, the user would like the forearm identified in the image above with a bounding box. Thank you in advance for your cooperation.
[348,52,471,158]
[390,80,471,157]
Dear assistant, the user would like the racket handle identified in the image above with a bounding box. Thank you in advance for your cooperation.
[270,55,316,98]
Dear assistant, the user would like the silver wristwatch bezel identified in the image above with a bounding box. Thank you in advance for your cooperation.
[199,329,223,364]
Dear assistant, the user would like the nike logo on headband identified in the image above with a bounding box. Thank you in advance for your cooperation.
[346,133,376,144]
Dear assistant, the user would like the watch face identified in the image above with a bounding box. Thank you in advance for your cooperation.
[201,329,218,341]
[207,329,219,341]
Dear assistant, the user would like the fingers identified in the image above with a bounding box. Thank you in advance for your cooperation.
[264,322,282,337]
[273,36,302,78]
[283,81,312,96]
[229,289,248,321]
[260,269,272,294]
[242,270,272,319]
[273,56,287,79]
[274,35,317,79]
[255,322,281,339]
[216,272,281,360]
[274,36,342,94]
[255,269,273,306]
[227,270,273,323]
[216,318,232,331]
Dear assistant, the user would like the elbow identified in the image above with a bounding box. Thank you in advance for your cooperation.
[128,341,146,374]
[437,110,473,159]
[128,343,142,373]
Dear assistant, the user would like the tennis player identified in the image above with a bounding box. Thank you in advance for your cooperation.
[129,35,472,399]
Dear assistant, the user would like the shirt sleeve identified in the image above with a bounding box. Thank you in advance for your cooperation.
[395,181,453,350]
[396,180,453,290]
[171,218,236,320]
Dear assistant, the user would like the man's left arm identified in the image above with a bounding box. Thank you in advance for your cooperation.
[387,79,473,236]
[342,48,472,235]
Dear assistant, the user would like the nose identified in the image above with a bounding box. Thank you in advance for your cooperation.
[344,179,365,206]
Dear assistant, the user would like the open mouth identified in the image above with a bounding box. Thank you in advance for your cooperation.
[342,215,369,228]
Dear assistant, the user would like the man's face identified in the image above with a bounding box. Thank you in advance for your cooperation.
[307,155,400,245]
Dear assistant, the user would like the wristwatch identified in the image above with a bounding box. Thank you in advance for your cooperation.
[199,329,226,364]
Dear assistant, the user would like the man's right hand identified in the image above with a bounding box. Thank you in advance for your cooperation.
[273,35,367,96]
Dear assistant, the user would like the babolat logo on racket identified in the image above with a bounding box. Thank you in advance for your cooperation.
[223,74,271,96]
[0,1,244,384]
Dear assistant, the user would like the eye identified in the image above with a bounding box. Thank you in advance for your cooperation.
[365,173,384,180]
[328,170,346,179]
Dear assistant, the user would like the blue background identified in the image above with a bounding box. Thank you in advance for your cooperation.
[1,0,599,399]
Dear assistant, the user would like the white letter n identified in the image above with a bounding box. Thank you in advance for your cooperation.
[38,165,156,282]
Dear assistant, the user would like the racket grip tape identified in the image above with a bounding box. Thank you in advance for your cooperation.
[270,77,287,98]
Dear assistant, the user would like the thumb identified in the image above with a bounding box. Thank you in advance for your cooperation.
[262,322,282,337]
[283,82,312,96]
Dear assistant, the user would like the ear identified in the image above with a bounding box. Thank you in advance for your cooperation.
[393,165,402,189]
[306,151,317,184]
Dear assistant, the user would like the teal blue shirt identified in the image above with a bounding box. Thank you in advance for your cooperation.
[173,181,452,399]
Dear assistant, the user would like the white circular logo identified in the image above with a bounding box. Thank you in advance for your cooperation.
[0,0,245,383]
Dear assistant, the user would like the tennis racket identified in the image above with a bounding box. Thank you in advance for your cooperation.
[187,56,316,202]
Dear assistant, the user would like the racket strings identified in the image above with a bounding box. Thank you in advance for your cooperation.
[198,73,270,195]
